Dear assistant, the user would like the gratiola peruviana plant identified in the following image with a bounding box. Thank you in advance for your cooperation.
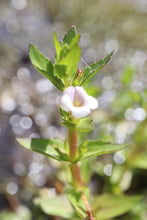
[17,26,141,220]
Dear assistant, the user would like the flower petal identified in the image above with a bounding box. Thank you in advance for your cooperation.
[63,86,75,102]
[85,96,98,110]
[60,86,98,119]
[60,94,73,112]
[71,106,91,118]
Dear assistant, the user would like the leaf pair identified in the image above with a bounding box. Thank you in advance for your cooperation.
[17,138,127,163]
[34,193,141,219]
[29,26,113,90]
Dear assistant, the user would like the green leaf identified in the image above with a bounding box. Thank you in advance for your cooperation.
[92,194,141,219]
[59,43,69,61]
[60,108,71,121]
[69,34,80,48]
[76,117,93,132]
[59,45,81,77]
[60,110,93,132]
[34,196,76,219]
[74,51,113,86]
[66,190,87,218]
[60,108,76,129]
[121,64,136,85]
[61,121,75,129]
[55,64,67,78]
[62,26,77,46]
[54,31,61,61]
[17,138,68,162]
[77,140,127,161]
[29,44,65,91]
[36,67,65,91]
[29,44,53,72]
[81,158,91,184]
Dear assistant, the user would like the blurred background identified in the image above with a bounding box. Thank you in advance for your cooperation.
[0,0,147,219]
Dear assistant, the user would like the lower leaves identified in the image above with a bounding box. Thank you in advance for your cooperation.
[34,195,76,219]
[92,194,142,220]
[33,193,141,220]
[66,189,88,218]
[77,140,127,162]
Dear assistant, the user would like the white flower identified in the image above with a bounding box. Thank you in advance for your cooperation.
[60,86,98,118]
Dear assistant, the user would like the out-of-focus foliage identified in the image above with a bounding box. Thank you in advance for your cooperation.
[0,0,147,219]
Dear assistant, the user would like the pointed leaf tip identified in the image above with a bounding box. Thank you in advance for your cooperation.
[29,43,65,91]
[73,50,114,86]
[17,138,69,162]
[62,26,77,46]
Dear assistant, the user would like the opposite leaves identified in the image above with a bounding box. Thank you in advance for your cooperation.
[29,26,113,91]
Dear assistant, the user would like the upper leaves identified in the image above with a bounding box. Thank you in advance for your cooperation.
[34,195,76,219]
[29,26,113,90]
[62,26,77,45]
[73,51,113,86]
[29,44,65,91]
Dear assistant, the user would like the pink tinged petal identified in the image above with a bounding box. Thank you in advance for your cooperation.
[75,86,88,99]
[63,86,75,102]
[74,86,88,106]
[71,106,91,118]
[60,95,73,112]
[85,96,98,110]
[60,86,98,119]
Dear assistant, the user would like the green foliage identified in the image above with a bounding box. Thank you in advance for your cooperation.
[17,138,68,162]
[29,44,65,91]
[57,44,81,79]
[73,51,114,86]
[23,26,143,220]
[92,194,141,219]
[53,31,61,61]
[29,26,112,90]
[60,108,93,132]
[34,195,76,219]
[77,140,127,162]
[76,117,93,132]
[61,26,77,45]
[66,190,87,218]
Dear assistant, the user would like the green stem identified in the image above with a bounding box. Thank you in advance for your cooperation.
[68,128,78,162]
[68,128,95,220]
[68,128,83,187]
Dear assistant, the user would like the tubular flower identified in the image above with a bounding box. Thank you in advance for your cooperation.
[60,86,98,118]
